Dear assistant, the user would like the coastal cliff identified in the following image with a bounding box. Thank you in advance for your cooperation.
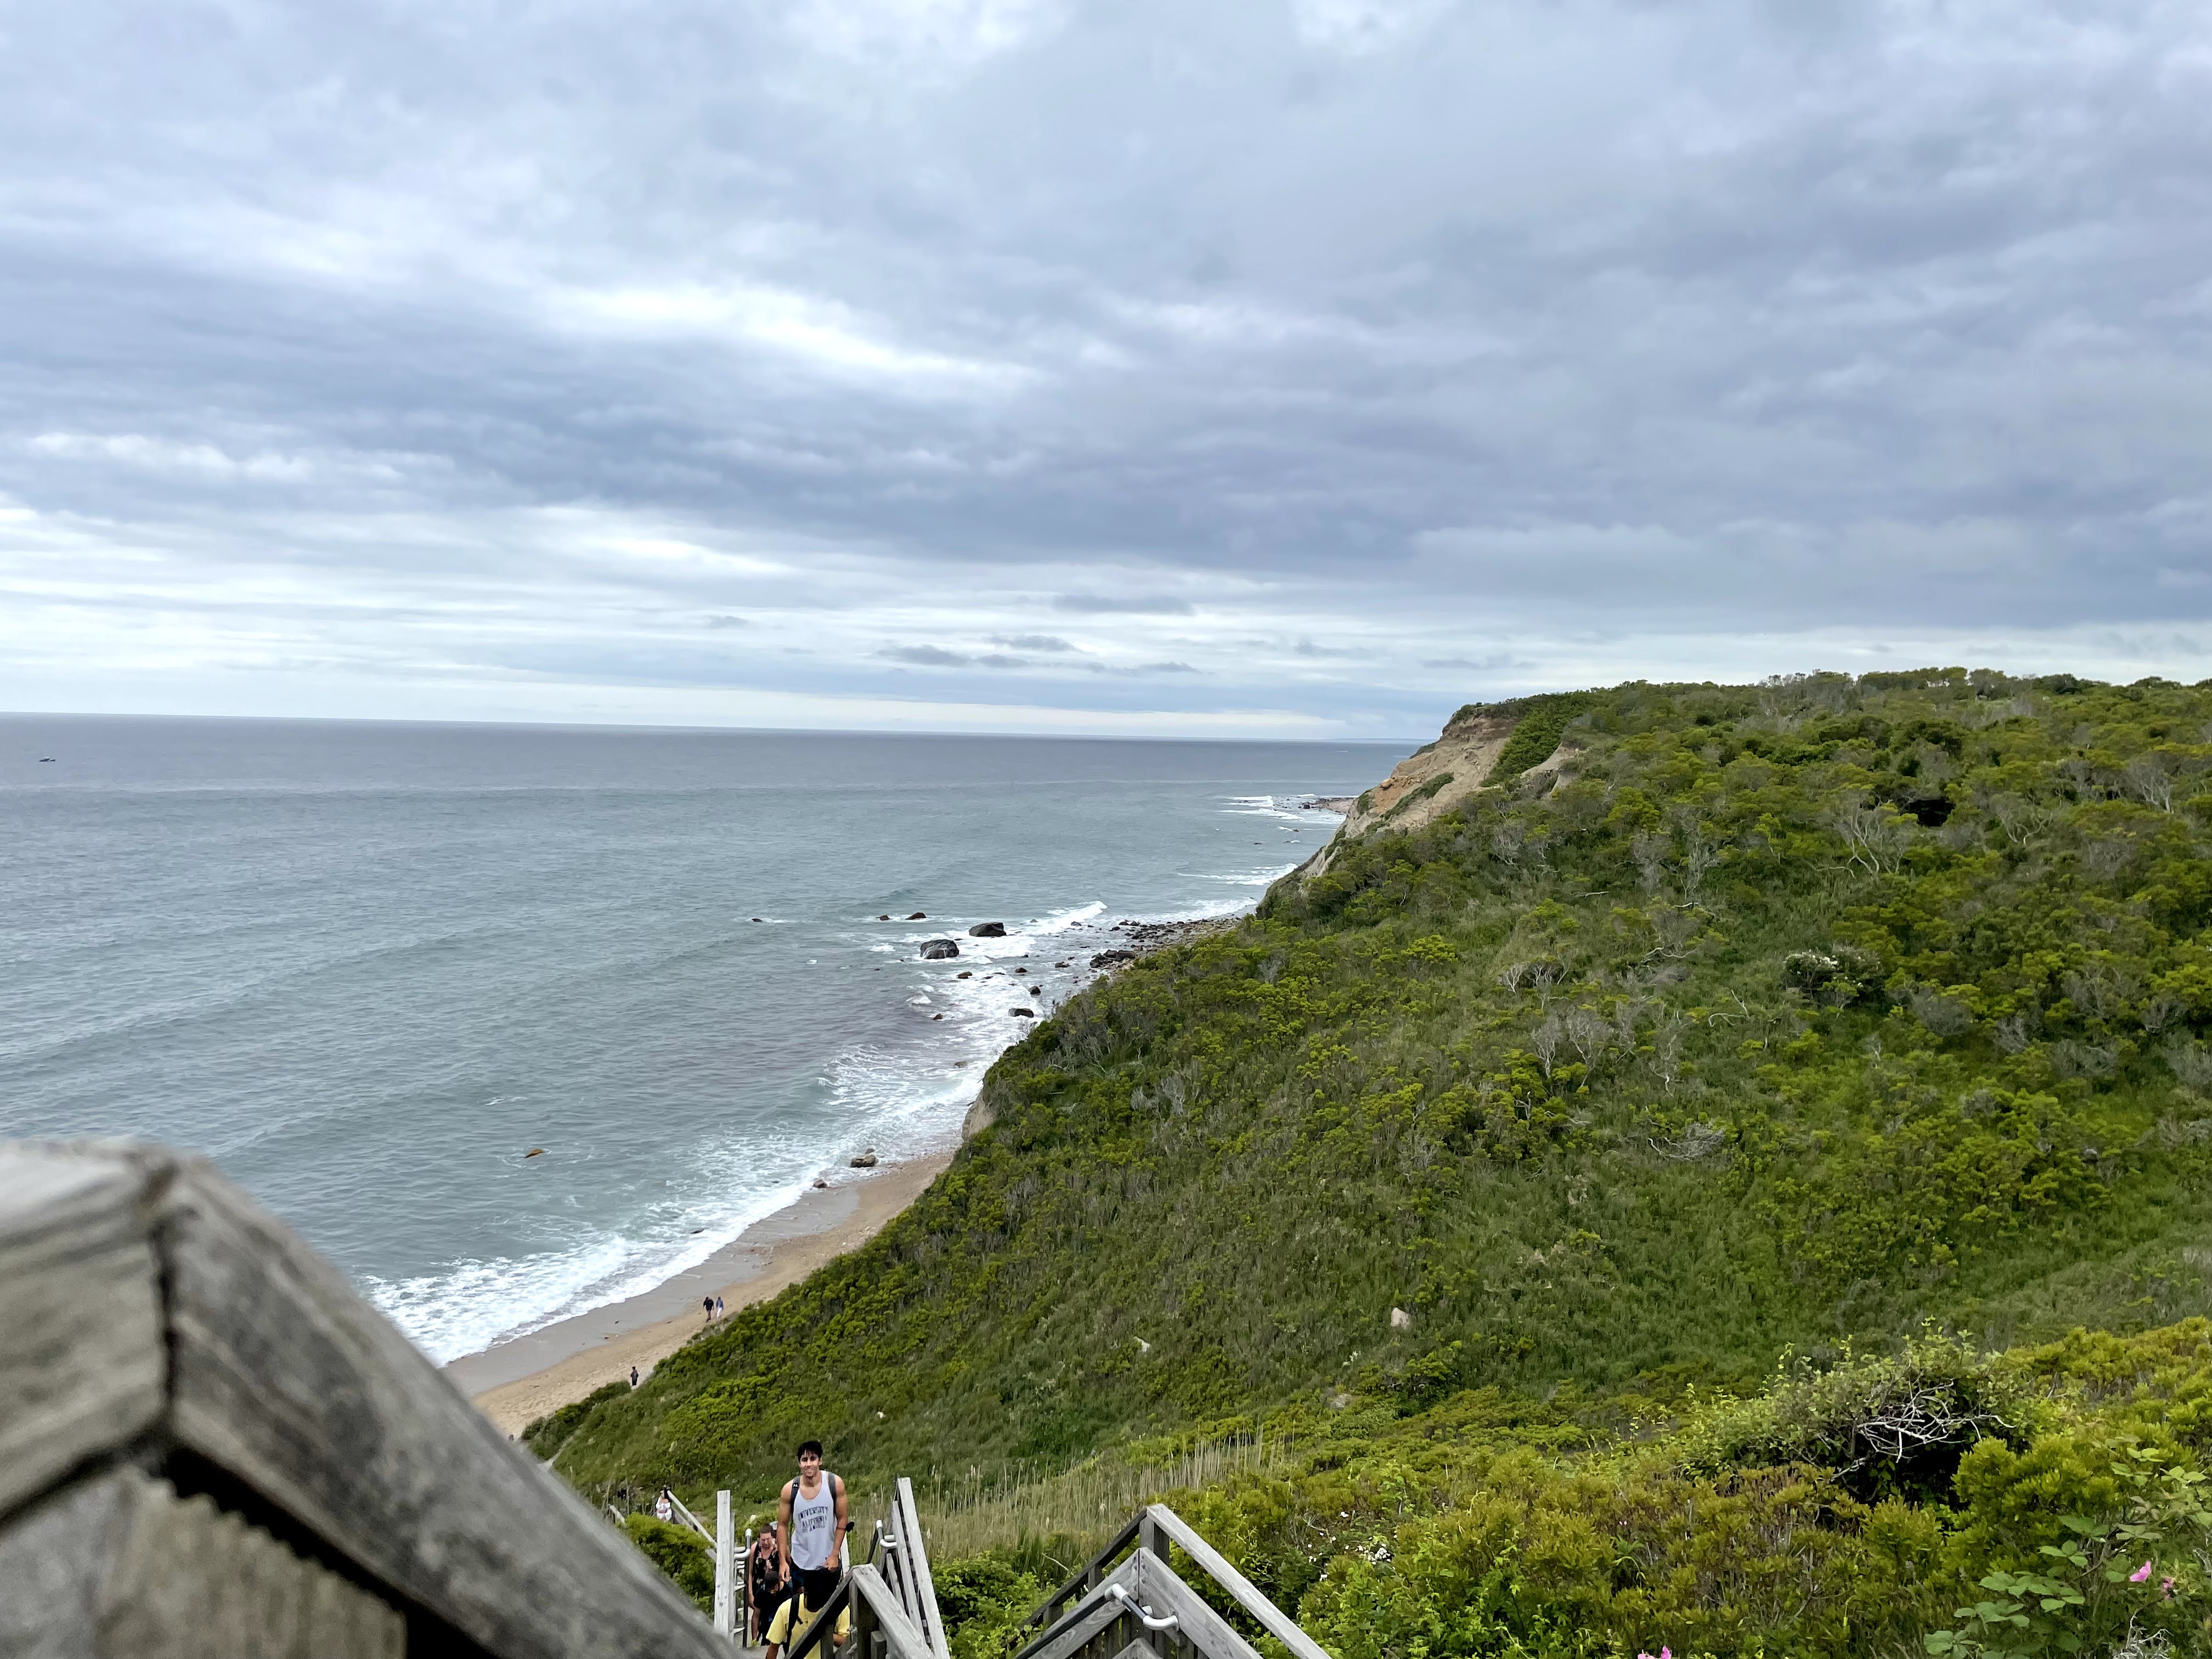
[548,669,2212,1659]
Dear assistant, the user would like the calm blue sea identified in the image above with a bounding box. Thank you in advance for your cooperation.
[0,716,1401,1362]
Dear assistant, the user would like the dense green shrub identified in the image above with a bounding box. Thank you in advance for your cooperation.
[623,1513,714,1611]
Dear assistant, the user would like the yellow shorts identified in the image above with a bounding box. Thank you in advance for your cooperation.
[767,1593,850,1646]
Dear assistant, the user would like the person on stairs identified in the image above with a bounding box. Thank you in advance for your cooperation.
[747,1521,785,1648]
[765,1441,850,1659]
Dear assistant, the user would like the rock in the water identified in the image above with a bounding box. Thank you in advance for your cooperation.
[523,1147,547,1158]
[1089,949,1136,968]
[968,921,1007,937]
[907,911,927,919]
[956,970,972,979]
[814,1178,829,1188]
[1011,1007,1035,1018]
[877,913,891,921]
[919,939,960,960]
[850,1152,879,1168]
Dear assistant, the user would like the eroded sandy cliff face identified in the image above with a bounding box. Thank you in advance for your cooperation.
[1300,705,1575,878]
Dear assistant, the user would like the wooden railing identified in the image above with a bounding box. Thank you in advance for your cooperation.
[781,1474,951,1659]
[0,1138,727,1658]
[1018,1504,1333,1659]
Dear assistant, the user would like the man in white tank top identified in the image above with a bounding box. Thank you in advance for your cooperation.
[765,1440,849,1659]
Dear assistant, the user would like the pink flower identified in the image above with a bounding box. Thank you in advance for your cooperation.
[2130,1561,2154,1584]
[2162,1577,2177,1600]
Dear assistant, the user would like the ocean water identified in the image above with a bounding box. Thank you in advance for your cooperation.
[0,715,1400,1363]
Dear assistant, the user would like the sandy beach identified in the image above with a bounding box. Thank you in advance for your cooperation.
[445,910,1252,1437]
[450,1151,952,1435]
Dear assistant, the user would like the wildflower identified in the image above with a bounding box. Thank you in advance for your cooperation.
[2162,1576,2176,1600]
[2130,1561,2154,1583]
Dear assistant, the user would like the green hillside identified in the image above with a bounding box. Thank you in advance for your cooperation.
[544,668,2212,1656]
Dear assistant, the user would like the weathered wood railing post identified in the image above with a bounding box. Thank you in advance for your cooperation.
[0,1138,731,1659]
[714,1489,736,1639]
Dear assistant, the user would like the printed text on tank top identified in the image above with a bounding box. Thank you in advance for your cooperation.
[787,1472,840,1572]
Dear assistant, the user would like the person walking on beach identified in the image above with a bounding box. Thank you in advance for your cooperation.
[764,1441,849,1659]
[714,1294,725,1319]
[629,1364,639,1388]
[703,1294,714,1321]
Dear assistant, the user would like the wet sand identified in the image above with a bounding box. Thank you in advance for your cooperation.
[450,1152,953,1435]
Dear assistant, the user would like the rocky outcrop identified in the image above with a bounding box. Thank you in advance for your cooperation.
[1299,707,1578,879]
[918,939,960,960]
[968,922,1007,937]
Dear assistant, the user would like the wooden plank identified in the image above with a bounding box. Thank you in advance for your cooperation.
[895,1475,951,1657]
[715,1489,736,1638]
[849,1566,935,1659]
[1145,1507,1333,1659]
[1014,1556,1146,1659]
[118,1145,727,1659]
[1130,1551,1263,1659]
[0,1464,405,1658]
[0,1144,167,1521]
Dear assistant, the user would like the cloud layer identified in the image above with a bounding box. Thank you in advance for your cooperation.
[2,0,2208,735]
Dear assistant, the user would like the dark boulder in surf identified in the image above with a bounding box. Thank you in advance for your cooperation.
[968,921,1007,937]
[919,939,960,960]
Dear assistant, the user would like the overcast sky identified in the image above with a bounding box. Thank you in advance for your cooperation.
[2,0,2207,739]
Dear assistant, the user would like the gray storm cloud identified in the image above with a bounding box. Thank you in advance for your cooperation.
[0,0,2207,733]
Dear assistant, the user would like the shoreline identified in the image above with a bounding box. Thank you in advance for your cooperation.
[450,1151,952,1435]
[448,902,1279,1435]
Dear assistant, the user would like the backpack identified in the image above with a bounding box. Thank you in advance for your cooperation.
[781,1472,844,1567]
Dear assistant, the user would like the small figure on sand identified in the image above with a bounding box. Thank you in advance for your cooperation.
[714,1294,725,1319]
[764,1440,850,1659]
[702,1295,714,1321]
[629,1364,639,1388]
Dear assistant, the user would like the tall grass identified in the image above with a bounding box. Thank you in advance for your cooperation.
[909,1432,1288,1567]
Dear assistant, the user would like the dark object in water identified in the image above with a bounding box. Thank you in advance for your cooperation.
[1011,1008,1035,1018]
[878,913,891,920]
[1089,949,1136,968]
[968,922,1007,937]
[919,939,960,960]
[850,1152,878,1168]
[907,911,927,919]
[523,1147,547,1158]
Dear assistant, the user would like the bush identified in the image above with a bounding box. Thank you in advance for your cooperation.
[521,1378,628,1459]
[935,1555,1045,1659]
[623,1513,714,1611]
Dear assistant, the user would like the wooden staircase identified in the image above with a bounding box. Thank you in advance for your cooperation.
[787,1496,1329,1659]
[1016,1505,1330,1659]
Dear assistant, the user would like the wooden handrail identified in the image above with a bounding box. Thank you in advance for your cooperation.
[666,1491,715,1545]
[0,1138,725,1658]
[1142,1505,1332,1659]
[1017,1505,1331,1659]
[1027,1510,1144,1629]
[786,1565,934,1659]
